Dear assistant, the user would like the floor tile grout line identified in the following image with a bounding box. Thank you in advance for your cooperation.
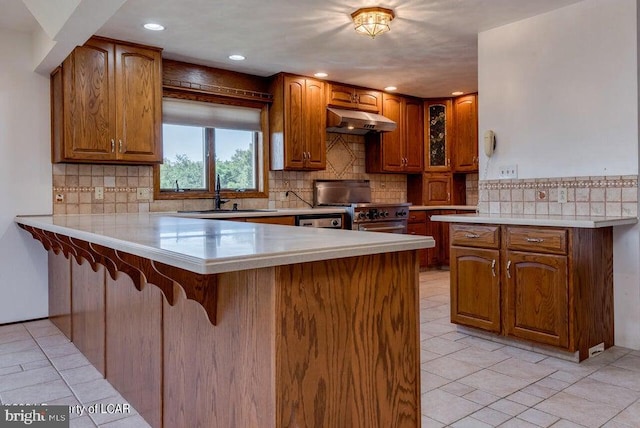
[25,324,141,427]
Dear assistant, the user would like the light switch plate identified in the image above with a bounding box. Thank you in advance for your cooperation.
[498,164,518,179]
[94,186,104,200]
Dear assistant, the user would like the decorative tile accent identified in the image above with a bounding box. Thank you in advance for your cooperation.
[326,134,356,178]
[479,175,638,216]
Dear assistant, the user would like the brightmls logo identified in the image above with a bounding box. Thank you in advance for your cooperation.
[0,406,68,427]
[4,409,45,425]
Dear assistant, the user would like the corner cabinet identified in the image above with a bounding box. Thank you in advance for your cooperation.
[365,94,423,173]
[425,99,453,172]
[270,74,326,171]
[452,94,478,172]
[449,223,614,361]
[51,37,163,164]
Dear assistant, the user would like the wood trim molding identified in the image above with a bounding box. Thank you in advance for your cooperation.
[18,225,219,325]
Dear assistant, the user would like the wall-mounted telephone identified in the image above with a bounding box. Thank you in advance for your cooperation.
[484,130,496,157]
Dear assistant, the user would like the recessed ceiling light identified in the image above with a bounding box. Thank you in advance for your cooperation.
[229,54,246,61]
[143,23,165,31]
[384,86,397,91]
[452,91,464,96]
[314,72,328,78]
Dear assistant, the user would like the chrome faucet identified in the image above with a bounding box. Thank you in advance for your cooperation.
[214,174,228,210]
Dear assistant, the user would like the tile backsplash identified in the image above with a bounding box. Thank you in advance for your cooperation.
[52,133,409,214]
[477,175,638,217]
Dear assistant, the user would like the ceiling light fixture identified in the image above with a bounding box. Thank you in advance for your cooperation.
[143,23,165,31]
[228,54,246,61]
[452,91,464,96]
[314,72,328,78]
[351,7,395,39]
[384,86,397,91]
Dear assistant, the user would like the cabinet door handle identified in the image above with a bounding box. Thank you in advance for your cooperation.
[491,259,496,277]
[119,139,123,153]
[526,238,545,243]
[447,192,451,201]
[465,233,480,239]
[111,139,115,153]
[506,260,512,279]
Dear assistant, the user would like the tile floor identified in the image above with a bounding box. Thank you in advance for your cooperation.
[0,319,149,427]
[1,270,639,427]
[418,270,640,427]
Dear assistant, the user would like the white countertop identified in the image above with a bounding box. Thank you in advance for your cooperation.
[410,205,477,211]
[168,207,346,219]
[15,214,434,275]
[430,212,638,228]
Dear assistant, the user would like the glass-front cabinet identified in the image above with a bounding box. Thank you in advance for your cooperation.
[424,99,452,172]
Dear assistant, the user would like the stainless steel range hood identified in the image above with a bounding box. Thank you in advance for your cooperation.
[326,107,397,135]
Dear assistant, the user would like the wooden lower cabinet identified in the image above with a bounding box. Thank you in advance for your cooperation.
[450,223,613,361]
[245,216,295,226]
[407,211,428,267]
[450,247,501,332]
[504,251,569,348]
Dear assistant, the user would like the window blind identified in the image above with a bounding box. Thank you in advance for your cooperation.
[162,98,261,132]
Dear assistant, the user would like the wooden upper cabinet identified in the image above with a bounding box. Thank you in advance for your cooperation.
[453,94,478,172]
[114,43,163,162]
[326,83,382,113]
[366,93,423,173]
[51,37,162,164]
[425,99,453,172]
[404,97,424,172]
[270,74,326,170]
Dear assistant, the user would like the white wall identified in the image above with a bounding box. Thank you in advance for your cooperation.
[0,28,52,323]
[478,0,640,349]
[479,0,637,180]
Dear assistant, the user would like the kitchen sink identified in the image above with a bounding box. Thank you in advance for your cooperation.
[177,209,277,214]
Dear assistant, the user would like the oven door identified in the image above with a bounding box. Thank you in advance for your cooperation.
[357,220,407,234]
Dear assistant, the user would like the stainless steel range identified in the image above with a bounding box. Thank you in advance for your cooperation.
[313,180,411,234]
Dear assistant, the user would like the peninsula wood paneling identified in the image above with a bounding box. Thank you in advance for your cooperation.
[275,251,420,428]
[71,260,105,375]
[48,251,72,339]
[106,273,163,428]
[571,227,614,360]
[163,269,276,428]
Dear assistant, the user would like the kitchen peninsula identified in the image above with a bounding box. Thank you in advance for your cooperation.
[15,213,433,428]
[432,212,637,362]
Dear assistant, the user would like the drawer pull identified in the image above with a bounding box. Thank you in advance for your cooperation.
[491,259,496,277]
[526,238,545,243]
[465,233,480,239]
[506,260,512,279]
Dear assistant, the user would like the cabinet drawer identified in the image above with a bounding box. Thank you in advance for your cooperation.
[450,224,500,249]
[408,211,427,223]
[506,227,567,255]
[408,222,427,236]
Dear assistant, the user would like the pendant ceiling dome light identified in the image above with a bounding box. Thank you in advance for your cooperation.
[351,7,395,39]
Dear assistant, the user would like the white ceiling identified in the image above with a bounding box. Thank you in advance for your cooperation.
[3,0,585,98]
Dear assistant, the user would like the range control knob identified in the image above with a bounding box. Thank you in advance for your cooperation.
[396,209,407,217]
[358,212,366,220]
[381,211,388,218]
[331,219,340,227]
